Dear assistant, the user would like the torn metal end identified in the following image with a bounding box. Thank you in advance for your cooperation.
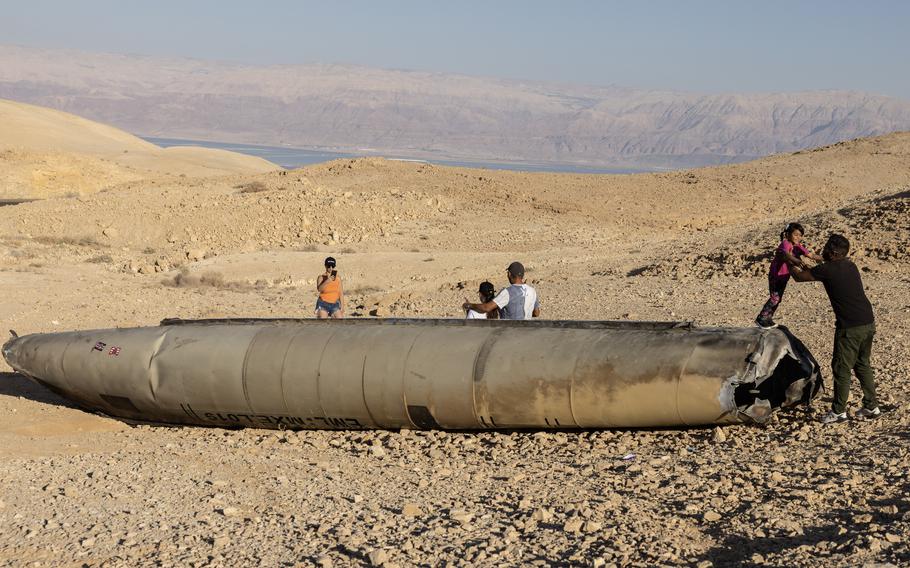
[729,327,822,423]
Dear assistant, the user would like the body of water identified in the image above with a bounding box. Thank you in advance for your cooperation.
[144,137,651,175]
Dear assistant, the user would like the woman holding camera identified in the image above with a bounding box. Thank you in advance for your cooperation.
[316,256,344,319]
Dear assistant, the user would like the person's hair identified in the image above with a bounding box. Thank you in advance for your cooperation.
[324,256,336,267]
[478,281,495,303]
[824,234,850,259]
[781,222,805,241]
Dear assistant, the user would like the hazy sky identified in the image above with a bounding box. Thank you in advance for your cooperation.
[3,0,909,98]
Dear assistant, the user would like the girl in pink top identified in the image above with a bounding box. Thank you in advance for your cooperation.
[755,223,823,328]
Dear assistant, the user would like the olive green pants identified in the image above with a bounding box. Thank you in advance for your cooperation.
[831,323,877,414]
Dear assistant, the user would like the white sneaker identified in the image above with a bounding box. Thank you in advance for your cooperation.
[820,411,848,424]
[855,407,881,419]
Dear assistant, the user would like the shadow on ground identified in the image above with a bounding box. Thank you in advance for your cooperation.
[0,371,77,408]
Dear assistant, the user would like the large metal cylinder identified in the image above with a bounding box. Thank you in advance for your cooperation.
[2,318,821,429]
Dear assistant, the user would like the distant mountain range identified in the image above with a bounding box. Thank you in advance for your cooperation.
[3,44,910,169]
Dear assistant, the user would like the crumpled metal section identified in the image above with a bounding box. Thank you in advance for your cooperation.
[3,318,821,430]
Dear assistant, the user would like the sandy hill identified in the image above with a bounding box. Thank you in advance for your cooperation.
[0,98,279,198]
[2,131,908,285]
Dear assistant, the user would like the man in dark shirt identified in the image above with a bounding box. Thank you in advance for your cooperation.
[792,234,879,424]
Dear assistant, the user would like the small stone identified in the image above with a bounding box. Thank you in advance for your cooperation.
[212,535,230,548]
[351,494,364,504]
[769,472,785,483]
[401,503,422,517]
[220,507,240,517]
[102,228,118,238]
[750,554,765,564]
[80,537,95,548]
[450,509,473,524]
[563,518,584,533]
[532,508,554,522]
[771,454,786,464]
[368,549,389,566]
[317,555,333,567]
[583,520,602,533]
[185,248,206,261]
[370,445,386,458]
[703,511,722,522]
[853,513,873,523]
[712,428,727,443]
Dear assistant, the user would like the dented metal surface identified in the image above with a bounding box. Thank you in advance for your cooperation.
[2,318,821,430]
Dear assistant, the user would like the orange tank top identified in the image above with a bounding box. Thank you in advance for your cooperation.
[319,276,341,303]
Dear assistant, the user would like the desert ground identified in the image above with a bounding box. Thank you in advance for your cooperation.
[0,102,909,566]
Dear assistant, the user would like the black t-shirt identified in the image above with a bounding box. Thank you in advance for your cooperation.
[810,259,875,328]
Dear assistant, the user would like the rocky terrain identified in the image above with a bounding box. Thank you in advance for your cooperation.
[3,45,910,169]
[1,123,909,566]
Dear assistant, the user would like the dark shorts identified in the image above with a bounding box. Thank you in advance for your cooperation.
[316,298,341,315]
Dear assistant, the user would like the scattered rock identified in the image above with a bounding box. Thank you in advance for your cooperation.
[368,548,390,566]
[712,428,727,443]
[401,503,422,517]
[185,248,207,261]
[449,509,473,524]
[703,511,722,522]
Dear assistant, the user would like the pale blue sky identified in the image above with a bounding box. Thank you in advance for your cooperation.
[3,0,909,98]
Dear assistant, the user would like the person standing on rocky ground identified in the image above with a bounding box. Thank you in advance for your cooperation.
[791,234,879,424]
[463,262,539,320]
[316,256,344,319]
[755,222,823,329]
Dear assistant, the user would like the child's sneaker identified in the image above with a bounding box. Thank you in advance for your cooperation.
[755,317,778,329]
[820,411,848,424]
[855,407,881,419]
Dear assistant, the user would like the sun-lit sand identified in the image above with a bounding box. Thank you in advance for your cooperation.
[0,98,277,198]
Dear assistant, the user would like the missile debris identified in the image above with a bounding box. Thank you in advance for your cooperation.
[3,318,821,430]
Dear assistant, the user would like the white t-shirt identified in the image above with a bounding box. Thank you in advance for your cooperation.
[466,309,487,319]
[492,284,539,320]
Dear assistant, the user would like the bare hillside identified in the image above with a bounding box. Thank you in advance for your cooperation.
[0,99,279,197]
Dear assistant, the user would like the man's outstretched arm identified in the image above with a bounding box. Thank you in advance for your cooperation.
[791,266,816,282]
[463,300,500,314]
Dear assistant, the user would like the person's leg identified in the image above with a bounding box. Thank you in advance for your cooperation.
[757,278,786,321]
[316,309,329,319]
[330,308,342,319]
[852,324,878,410]
[831,327,862,414]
